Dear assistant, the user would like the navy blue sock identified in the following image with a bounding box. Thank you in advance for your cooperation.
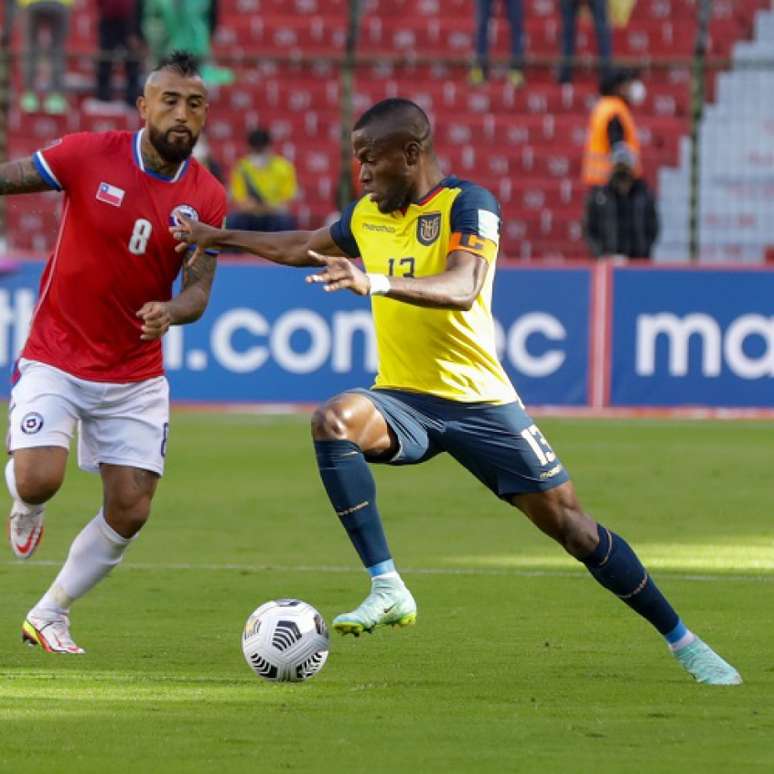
[582,524,679,636]
[314,439,392,571]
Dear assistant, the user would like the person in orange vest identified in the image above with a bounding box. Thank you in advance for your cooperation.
[582,68,646,188]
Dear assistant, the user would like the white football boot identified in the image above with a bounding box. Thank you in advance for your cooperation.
[333,576,417,636]
[22,611,85,654]
[8,500,45,559]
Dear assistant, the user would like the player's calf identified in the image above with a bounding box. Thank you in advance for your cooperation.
[512,482,598,559]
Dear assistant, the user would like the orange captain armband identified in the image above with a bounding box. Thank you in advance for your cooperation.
[448,231,499,262]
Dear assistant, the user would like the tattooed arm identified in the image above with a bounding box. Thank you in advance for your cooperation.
[135,252,217,340]
[0,157,54,195]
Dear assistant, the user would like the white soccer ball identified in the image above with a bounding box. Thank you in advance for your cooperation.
[242,599,330,682]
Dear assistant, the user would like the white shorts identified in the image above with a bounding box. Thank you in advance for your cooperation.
[8,359,170,476]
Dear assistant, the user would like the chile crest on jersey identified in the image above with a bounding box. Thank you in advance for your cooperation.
[169,204,200,227]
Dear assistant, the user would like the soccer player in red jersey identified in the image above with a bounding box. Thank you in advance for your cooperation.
[1,51,227,653]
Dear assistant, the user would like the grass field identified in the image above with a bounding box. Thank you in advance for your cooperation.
[0,413,772,773]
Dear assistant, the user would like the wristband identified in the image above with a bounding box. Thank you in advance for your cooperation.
[367,273,391,296]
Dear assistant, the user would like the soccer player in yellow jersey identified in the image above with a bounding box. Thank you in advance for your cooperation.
[174,99,740,685]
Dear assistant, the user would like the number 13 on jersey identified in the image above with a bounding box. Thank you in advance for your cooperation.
[520,424,557,466]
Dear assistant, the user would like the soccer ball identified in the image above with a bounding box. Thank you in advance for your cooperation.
[242,599,329,682]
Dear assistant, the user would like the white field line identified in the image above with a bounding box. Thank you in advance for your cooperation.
[2,560,772,583]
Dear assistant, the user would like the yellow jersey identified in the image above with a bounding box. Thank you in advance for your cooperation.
[330,177,519,405]
[229,154,297,208]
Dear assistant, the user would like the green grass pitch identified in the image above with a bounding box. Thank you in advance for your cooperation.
[0,413,772,773]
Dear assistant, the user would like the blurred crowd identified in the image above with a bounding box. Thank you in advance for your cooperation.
[2,0,659,260]
[7,0,232,116]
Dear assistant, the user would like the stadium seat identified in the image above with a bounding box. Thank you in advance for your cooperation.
[3,0,769,261]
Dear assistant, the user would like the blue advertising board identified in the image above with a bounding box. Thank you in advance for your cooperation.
[6,261,772,408]
[166,264,592,404]
[0,262,591,405]
[491,268,590,406]
[610,267,774,407]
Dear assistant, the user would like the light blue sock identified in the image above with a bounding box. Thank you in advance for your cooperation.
[665,620,695,651]
[367,559,396,578]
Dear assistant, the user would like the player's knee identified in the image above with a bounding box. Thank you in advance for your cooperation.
[104,498,152,538]
[562,514,598,559]
[105,486,152,524]
[14,466,63,505]
[311,401,357,442]
[121,509,150,537]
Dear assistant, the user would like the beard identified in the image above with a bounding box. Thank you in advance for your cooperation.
[148,124,198,164]
[374,180,412,214]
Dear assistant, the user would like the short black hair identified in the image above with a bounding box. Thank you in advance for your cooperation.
[353,98,432,148]
[152,50,201,78]
[247,128,271,150]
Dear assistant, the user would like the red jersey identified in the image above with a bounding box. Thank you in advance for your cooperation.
[23,130,227,382]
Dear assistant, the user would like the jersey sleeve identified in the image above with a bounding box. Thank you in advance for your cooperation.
[448,184,501,263]
[329,199,360,258]
[33,133,94,192]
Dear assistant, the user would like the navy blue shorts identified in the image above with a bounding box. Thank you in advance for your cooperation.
[349,388,570,498]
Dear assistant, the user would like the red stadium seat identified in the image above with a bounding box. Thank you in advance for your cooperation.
[3,0,769,260]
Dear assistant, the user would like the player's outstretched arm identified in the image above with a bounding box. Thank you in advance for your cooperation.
[0,157,54,195]
[307,249,488,311]
[171,215,342,268]
[136,251,218,340]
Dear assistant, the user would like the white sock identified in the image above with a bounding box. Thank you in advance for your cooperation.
[371,571,401,583]
[32,510,132,616]
[5,458,37,514]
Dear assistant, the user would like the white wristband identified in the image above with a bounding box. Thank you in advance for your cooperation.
[367,273,391,296]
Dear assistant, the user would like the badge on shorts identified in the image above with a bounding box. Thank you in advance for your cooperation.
[417,212,441,246]
[169,204,200,226]
[20,412,44,434]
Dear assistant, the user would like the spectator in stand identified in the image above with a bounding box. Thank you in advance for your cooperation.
[227,128,298,232]
[3,0,17,47]
[583,145,659,260]
[91,0,143,110]
[558,0,612,85]
[142,0,232,85]
[17,0,72,114]
[470,0,525,88]
[582,68,645,188]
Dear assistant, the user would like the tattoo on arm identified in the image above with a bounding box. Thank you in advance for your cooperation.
[182,250,217,290]
[0,157,52,195]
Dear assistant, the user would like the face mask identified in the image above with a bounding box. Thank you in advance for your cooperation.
[628,80,646,106]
